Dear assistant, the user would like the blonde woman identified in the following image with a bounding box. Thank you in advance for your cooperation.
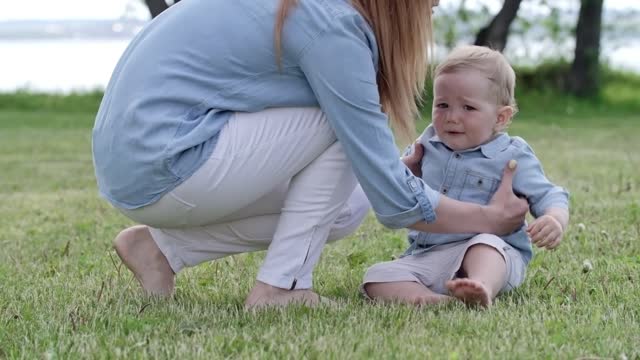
[93,0,527,309]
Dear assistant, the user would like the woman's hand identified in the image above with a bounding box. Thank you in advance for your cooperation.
[401,140,423,177]
[483,160,529,235]
[409,159,528,236]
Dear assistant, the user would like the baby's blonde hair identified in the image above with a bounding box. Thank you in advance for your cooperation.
[435,45,518,117]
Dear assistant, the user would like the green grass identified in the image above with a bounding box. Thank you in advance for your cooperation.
[1,90,639,358]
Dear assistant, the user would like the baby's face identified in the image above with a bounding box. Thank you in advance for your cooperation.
[431,69,505,151]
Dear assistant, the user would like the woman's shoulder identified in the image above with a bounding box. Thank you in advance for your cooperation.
[294,0,371,32]
[305,0,364,17]
[291,1,377,63]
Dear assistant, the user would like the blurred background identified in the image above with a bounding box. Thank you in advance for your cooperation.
[0,0,638,96]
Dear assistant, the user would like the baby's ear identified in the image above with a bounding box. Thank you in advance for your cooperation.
[495,106,514,131]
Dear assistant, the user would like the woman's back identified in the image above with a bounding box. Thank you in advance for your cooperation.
[92,0,373,209]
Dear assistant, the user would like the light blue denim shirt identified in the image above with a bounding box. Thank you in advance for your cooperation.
[405,125,569,263]
[92,0,440,228]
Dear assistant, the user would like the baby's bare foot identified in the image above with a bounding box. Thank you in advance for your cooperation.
[244,281,331,310]
[446,279,492,308]
[411,294,454,307]
[113,225,175,297]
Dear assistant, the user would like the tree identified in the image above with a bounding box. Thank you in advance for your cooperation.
[568,0,604,97]
[474,0,523,52]
[144,0,181,19]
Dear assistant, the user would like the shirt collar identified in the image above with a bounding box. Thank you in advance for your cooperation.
[428,132,511,159]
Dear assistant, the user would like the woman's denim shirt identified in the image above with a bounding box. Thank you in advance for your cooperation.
[92,0,440,228]
[405,125,569,263]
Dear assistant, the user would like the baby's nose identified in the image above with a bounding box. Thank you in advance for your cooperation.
[446,111,460,123]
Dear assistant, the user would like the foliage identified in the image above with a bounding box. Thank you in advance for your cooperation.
[434,0,640,66]
[420,65,640,122]
[516,63,640,116]
[0,90,102,114]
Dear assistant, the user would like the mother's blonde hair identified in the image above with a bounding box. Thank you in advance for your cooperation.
[275,0,435,143]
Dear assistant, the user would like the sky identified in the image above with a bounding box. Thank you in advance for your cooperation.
[0,0,637,22]
[0,0,150,21]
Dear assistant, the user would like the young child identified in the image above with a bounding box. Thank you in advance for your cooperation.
[361,45,569,308]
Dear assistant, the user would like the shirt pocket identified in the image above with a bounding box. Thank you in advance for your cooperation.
[459,171,499,205]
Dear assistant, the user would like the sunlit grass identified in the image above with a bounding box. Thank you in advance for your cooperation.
[0,91,639,358]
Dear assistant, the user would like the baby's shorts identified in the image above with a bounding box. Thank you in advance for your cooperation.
[361,233,527,298]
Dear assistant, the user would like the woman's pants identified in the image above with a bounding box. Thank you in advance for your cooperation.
[120,107,371,290]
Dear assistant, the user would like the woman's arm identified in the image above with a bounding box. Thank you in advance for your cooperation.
[298,17,440,229]
[409,161,528,235]
[298,16,527,235]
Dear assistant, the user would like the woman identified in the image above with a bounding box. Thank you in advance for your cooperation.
[92,0,527,308]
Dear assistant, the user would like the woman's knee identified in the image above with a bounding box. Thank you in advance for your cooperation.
[345,184,371,223]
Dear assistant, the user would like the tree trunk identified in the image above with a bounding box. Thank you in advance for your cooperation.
[568,0,604,97]
[474,0,523,52]
[144,0,168,18]
[144,0,181,19]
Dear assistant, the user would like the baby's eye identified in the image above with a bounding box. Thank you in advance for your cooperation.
[463,105,476,111]
[435,103,448,109]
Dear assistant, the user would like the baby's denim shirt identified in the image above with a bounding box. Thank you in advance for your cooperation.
[405,125,569,263]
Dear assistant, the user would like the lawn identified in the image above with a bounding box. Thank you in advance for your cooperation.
[0,94,639,359]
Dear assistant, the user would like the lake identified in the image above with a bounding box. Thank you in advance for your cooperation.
[0,39,128,93]
[1,38,639,93]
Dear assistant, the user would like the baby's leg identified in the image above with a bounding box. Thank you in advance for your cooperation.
[446,243,507,308]
[365,281,452,306]
[362,256,454,306]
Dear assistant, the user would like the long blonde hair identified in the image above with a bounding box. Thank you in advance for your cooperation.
[275,0,435,143]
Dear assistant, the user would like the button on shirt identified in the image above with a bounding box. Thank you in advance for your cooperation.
[405,125,569,263]
[92,0,440,228]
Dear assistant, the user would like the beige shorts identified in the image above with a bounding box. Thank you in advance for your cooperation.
[361,233,527,297]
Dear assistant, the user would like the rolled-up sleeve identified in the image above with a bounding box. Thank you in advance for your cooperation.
[512,140,569,218]
[298,14,440,228]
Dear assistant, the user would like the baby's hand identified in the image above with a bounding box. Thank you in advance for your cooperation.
[527,215,563,249]
[401,139,424,177]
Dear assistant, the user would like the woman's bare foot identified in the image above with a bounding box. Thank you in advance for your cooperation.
[244,281,327,310]
[113,225,175,297]
[446,278,492,308]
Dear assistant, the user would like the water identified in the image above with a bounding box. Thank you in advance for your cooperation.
[0,38,639,93]
[0,38,129,93]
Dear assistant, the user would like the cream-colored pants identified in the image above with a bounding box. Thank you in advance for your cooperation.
[121,107,370,290]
